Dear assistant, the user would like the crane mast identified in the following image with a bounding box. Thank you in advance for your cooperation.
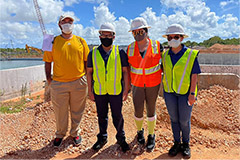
[33,0,46,35]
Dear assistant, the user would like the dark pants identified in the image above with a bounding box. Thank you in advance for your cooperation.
[163,91,193,143]
[94,92,125,142]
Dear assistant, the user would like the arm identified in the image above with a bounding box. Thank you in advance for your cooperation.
[188,74,198,106]
[45,62,52,85]
[87,67,95,101]
[122,66,130,101]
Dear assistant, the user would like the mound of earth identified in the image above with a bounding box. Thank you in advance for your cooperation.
[0,85,239,159]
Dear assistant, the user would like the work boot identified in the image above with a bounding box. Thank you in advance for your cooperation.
[137,129,145,145]
[146,134,155,152]
[73,135,82,145]
[53,138,63,147]
[181,142,191,158]
[117,139,130,153]
[168,141,181,157]
[92,137,107,151]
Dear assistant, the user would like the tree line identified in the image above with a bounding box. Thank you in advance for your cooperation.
[162,36,240,48]
[0,36,239,53]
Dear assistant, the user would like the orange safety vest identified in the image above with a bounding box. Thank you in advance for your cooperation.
[127,39,162,87]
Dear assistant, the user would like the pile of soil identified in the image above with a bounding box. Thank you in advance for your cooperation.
[0,85,239,159]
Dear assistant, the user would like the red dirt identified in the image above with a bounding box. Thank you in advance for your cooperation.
[0,85,239,159]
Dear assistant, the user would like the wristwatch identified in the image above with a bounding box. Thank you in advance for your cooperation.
[190,92,195,95]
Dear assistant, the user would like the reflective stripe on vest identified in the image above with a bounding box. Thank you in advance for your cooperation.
[163,48,198,95]
[92,45,122,95]
[128,40,160,75]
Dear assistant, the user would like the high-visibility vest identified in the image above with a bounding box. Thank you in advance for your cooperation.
[127,39,162,87]
[162,48,199,95]
[92,45,122,95]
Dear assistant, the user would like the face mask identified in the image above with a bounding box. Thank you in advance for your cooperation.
[61,23,74,34]
[100,38,113,47]
[168,39,181,48]
[134,32,146,41]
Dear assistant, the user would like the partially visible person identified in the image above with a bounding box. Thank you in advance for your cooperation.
[43,14,89,147]
[162,24,201,158]
[87,23,130,153]
[127,17,163,152]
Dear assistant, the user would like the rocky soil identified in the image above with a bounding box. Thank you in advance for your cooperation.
[0,85,239,159]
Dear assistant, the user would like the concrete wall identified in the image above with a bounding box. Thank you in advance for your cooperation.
[198,73,240,90]
[200,65,240,76]
[0,65,45,101]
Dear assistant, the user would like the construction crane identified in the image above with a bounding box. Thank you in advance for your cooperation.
[33,0,46,35]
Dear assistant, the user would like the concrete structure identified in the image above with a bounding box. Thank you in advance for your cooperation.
[198,73,240,90]
[0,65,45,101]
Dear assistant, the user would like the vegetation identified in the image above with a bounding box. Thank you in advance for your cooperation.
[0,98,28,114]
[162,36,240,47]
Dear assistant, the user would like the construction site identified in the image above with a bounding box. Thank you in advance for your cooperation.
[0,0,239,159]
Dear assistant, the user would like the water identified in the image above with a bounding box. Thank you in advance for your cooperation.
[0,59,44,70]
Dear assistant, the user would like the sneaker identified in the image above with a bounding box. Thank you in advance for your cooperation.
[92,137,107,151]
[73,135,82,145]
[53,138,63,147]
[181,142,191,158]
[168,141,181,157]
[137,129,145,145]
[146,134,155,152]
[117,139,130,153]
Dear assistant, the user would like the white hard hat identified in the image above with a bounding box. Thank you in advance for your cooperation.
[162,24,188,38]
[129,17,151,32]
[99,23,115,34]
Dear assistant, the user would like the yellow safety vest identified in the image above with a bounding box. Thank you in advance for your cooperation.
[162,48,199,95]
[92,45,122,95]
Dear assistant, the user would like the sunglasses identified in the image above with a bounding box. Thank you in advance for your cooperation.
[132,30,145,36]
[167,35,182,41]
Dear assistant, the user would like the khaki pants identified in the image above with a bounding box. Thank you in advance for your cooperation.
[50,76,87,138]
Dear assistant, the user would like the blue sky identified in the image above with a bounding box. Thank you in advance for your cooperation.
[0,0,239,49]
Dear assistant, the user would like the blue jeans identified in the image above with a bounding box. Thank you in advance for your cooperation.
[163,91,193,143]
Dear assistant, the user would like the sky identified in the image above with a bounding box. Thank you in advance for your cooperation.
[0,0,239,49]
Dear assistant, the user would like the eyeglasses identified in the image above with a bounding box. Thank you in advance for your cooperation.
[167,35,181,41]
[132,30,145,36]
[100,34,114,38]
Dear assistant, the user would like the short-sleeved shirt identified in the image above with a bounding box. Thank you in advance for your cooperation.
[87,45,129,68]
[168,44,201,74]
[43,35,90,82]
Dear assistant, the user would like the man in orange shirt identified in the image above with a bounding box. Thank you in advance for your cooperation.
[43,14,89,147]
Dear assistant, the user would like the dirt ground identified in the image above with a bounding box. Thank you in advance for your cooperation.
[0,85,239,159]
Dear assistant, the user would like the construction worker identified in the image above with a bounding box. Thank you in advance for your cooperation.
[127,17,163,152]
[162,24,201,158]
[43,14,89,147]
[86,23,130,152]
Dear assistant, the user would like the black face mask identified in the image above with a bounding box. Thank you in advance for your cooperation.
[100,38,113,47]
[134,32,146,41]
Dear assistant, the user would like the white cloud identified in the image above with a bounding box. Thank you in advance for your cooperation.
[220,0,239,8]
[64,0,108,6]
[92,3,116,27]
[0,0,239,48]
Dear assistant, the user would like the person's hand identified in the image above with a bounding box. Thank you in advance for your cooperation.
[188,94,195,106]
[47,78,52,85]
[89,91,95,102]
[122,89,128,101]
